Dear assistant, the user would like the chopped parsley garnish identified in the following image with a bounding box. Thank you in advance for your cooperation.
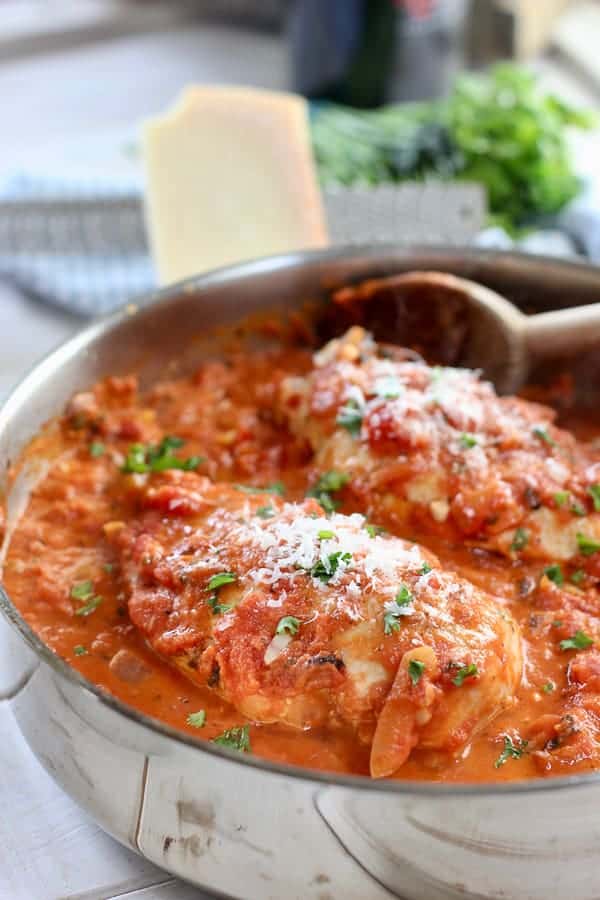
[236,482,285,495]
[494,735,528,768]
[207,572,236,591]
[559,630,594,651]
[554,491,569,507]
[206,571,236,615]
[307,470,350,514]
[71,580,102,616]
[276,616,300,636]
[75,596,102,617]
[452,663,479,687]
[255,505,275,519]
[212,724,251,753]
[186,710,206,728]
[364,523,385,538]
[544,564,564,586]
[542,681,555,694]
[588,484,600,511]
[418,562,432,575]
[383,585,413,635]
[318,529,335,540]
[571,499,586,517]
[408,659,426,685]
[510,527,529,553]
[571,569,586,585]
[73,645,88,656]
[71,580,94,600]
[103,563,114,573]
[122,436,204,474]
[337,398,363,437]
[576,532,600,556]
[89,441,105,458]
[460,433,477,449]
[310,551,352,582]
[532,425,556,447]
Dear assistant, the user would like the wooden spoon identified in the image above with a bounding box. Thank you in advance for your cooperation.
[332,270,600,393]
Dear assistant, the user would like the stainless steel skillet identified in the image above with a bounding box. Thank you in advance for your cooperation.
[2,246,600,900]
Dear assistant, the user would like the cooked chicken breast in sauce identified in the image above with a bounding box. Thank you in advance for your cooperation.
[110,472,522,777]
[279,327,600,569]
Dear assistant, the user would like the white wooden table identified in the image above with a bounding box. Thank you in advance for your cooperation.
[0,23,287,900]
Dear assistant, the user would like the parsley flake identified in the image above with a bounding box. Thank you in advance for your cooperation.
[186,710,206,728]
[383,585,414,635]
[318,529,335,540]
[494,735,528,768]
[542,681,555,694]
[510,527,529,553]
[452,663,479,687]
[73,645,88,656]
[408,659,426,685]
[207,572,236,591]
[255,505,274,519]
[307,470,350,514]
[571,569,586,585]
[236,482,285,495]
[310,551,352,583]
[71,580,94,600]
[418,562,432,575]
[544,564,564,587]
[89,441,105,458]
[212,724,251,753]
[532,426,556,447]
[576,532,600,556]
[276,616,300,636]
[365,523,385,538]
[460,433,477,449]
[122,436,204,474]
[560,630,594,651]
[75,596,102,617]
[554,491,569,507]
[588,484,600,512]
[337,398,363,437]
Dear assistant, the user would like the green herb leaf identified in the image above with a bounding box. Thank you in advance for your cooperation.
[71,580,94,600]
[571,500,586,517]
[383,612,401,635]
[588,484,600,512]
[73,645,88,656]
[236,482,285,496]
[122,436,204,474]
[460,433,477,449]
[494,734,528,769]
[187,710,206,728]
[554,491,569,507]
[75,595,102,616]
[309,551,352,583]
[408,659,426,685]
[571,569,586,585]
[418,562,432,575]
[276,616,300,636]
[255,506,274,519]
[207,572,237,591]
[544,564,564,587]
[452,663,479,686]
[207,594,232,615]
[560,630,594,651]
[395,585,413,606]
[318,529,335,540]
[576,532,600,556]
[542,681,555,693]
[510,527,529,553]
[307,470,350,514]
[89,441,105,458]
[533,426,556,447]
[212,724,251,753]
[383,585,414,635]
[364,523,385,538]
[337,398,363,437]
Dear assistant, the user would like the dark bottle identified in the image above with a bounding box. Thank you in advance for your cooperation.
[288,0,467,108]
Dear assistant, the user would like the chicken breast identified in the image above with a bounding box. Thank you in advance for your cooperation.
[279,327,600,568]
[109,471,522,777]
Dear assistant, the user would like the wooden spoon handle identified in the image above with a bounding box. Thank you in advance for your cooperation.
[525,304,600,363]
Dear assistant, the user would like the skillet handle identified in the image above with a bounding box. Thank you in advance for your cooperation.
[525,303,600,364]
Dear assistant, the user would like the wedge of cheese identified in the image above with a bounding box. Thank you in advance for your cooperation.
[142,85,329,284]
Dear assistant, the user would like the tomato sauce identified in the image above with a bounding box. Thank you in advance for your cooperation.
[3,345,600,783]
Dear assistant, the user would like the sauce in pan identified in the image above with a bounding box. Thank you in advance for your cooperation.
[4,330,600,783]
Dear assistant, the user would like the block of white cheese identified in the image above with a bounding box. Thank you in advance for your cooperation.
[142,85,329,284]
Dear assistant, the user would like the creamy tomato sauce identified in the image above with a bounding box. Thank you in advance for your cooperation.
[3,341,600,783]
